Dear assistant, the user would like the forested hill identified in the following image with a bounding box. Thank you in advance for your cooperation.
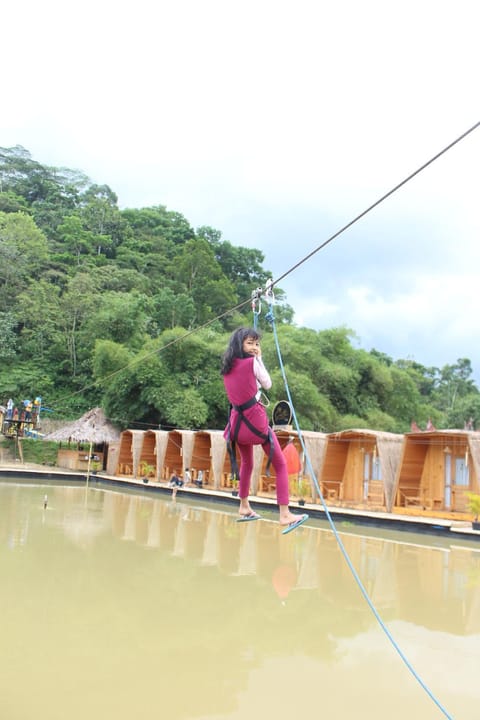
[1,145,479,433]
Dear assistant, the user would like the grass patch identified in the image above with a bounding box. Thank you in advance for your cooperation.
[20,439,60,465]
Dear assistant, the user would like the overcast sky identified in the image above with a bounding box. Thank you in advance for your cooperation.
[2,0,479,376]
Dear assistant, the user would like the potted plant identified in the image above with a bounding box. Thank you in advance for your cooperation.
[466,492,480,531]
[140,461,155,483]
[297,476,311,506]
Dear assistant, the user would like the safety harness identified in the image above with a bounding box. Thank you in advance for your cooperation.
[226,394,275,482]
[226,281,276,484]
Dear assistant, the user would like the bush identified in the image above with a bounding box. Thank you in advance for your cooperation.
[20,439,59,465]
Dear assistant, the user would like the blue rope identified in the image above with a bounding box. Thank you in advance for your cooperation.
[265,301,454,720]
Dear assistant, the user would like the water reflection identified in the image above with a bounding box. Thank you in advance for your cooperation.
[1,481,480,720]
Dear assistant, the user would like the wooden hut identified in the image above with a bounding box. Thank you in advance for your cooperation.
[45,407,121,472]
[395,430,480,512]
[256,430,302,497]
[298,430,328,501]
[163,430,183,481]
[138,430,157,478]
[117,429,145,477]
[178,429,195,481]
[207,430,228,489]
[322,430,404,511]
[257,430,327,502]
[137,429,169,481]
[188,430,218,487]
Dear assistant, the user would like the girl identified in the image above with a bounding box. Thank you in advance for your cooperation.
[221,327,308,534]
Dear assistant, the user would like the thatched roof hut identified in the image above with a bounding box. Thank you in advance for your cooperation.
[44,407,121,444]
[44,408,121,472]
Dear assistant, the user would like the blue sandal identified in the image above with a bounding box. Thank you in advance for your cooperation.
[281,514,309,535]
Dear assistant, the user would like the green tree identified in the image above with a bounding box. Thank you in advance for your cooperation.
[82,291,148,347]
[0,311,17,360]
[79,183,124,256]
[0,211,49,310]
[0,191,30,213]
[161,387,209,429]
[445,393,480,429]
[16,280,61,360]
[350,351,393,417]
[149,288,196,332]
[57,215,98,265]
[434,359,477,415]
[176,239,237,323]
[198,226,268,301]
[381,366,422,428]
[58,273,98,377]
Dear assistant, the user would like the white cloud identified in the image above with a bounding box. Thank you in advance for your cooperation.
[291,272,480,371]
[1,0,479,377]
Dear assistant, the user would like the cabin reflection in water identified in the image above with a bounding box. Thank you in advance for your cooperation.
[3,482,480,720]
[112,492,480,634]
[14,485,480,637]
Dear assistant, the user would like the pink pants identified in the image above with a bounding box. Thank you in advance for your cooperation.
[237,432,289,506]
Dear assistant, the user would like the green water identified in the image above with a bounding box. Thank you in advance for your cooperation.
[1,481,479,720]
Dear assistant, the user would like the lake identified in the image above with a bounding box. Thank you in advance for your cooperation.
[1,480,479,720]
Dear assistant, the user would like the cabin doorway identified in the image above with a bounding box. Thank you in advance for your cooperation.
[363,451,381,501]
[445,453,470,511]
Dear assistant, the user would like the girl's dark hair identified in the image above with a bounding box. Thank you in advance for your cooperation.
[220,327,261,375]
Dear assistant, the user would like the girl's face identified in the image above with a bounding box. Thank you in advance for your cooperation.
[242,335,260,356]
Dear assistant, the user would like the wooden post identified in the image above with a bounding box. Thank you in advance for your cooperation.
[17,437,24,463]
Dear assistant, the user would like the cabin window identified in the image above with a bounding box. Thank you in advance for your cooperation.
[372,456,382,481]
[454,456,469,486]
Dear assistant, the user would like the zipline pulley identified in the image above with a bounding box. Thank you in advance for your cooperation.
[251,287,263,328]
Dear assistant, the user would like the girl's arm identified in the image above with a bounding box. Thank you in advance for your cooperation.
[253,356,272,390]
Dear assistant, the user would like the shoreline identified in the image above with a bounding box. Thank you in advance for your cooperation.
[1,462,479,541]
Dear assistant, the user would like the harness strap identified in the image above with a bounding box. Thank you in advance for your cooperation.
[232,396,258,412]
[226,396,275,482]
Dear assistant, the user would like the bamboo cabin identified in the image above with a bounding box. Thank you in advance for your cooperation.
[207,430,228,489]
[163,430,183,481]
[256,430,327,501]
[299,430,328,501]
[257,430,299,496]
[188,430,220,487]
[322,430,403,512]
[178,430,195,479]
[117,429,145,477]
[395,430,480,512]
[138,430,157,479]
[137,430,170,481]
[32,419,480,523]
